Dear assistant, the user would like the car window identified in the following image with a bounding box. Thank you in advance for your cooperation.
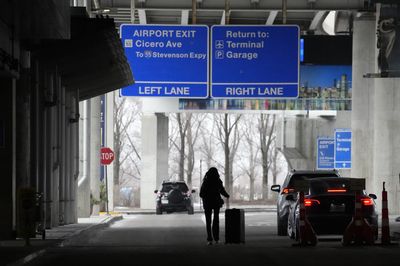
[161,184,173,192]
[161,183,189,193]
[288,174,339,187]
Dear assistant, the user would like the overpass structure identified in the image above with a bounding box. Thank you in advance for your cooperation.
[1,0,400,240]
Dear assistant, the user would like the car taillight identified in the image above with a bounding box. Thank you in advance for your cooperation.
[361,197,374,206]
[327,189,347,193]
[304,199,320,207]
[282,187,295,194]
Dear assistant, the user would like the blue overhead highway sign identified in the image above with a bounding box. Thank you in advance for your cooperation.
[334,129,352,169]
[120,25,209,98]
[211,25,299,98]
[317,137,335,169]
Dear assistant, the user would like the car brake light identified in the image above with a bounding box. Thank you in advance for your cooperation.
[327,189,347,193]
[361,198,373,206]
[282,188,295,194]
[304,199,320,207]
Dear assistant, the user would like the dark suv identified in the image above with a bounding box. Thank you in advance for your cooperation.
[154,181,195,215]
[270,169,340,236]
[286,177,378,240]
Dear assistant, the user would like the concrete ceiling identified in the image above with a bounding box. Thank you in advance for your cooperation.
[94,0,373,34]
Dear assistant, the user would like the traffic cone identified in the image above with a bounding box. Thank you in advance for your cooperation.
[342,191,375,245]
[381,182,391,245]
[297,191,317,246]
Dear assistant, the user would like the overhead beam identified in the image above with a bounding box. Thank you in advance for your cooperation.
[266,10,278,25]
[192,0,197,24]
[220,10,226,25]
[130,0,135,23]
[129,1,365,10]
[309,10,327,30]
[138,9,147,24]
[224,0,230,24]
[181,10,189,25]
[133,8,358,13]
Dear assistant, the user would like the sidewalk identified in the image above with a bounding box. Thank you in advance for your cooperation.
[0,215,122,266]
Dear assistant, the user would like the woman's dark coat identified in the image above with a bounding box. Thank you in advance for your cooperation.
[200,171,229,209]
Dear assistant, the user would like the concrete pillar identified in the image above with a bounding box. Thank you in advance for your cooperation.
[105,92,114,211]
[0,78,16,240]
[141,113,169,209]
[31,60,40,191]
[78,100,91,217]
[280,112,350,175]
[70,90,79,223]
[373,78,400,214]
[90,97,101,215]
[351,14,376,190]
[59,85,66,224]
[16,62,31,189]
[44,70,55,229]
[52,75,62,227]
[65,90,72,224]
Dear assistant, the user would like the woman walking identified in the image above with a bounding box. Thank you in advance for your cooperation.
[200,167,230,245]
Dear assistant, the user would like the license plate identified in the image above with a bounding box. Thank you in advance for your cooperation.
[330,203,345,212]
[161,199,169,204]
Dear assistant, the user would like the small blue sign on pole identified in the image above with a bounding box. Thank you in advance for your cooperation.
[317,137,335,169]
[120,24,209,98]
[334,129,352,169]
[211,25,299,99]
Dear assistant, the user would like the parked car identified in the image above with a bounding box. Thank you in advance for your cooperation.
[286,177,378,240]
[154,181,195,215]
[270,169,341,236]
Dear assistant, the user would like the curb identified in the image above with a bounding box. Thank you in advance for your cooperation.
[6,215,123,266]
[59,215,123,247]
[122,208,276,215]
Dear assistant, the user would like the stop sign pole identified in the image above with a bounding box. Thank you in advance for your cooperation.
[100,147,115,215]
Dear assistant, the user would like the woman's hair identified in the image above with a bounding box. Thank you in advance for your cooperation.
[205,167,220,181]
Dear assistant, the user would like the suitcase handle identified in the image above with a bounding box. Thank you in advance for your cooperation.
[226,197,230,209]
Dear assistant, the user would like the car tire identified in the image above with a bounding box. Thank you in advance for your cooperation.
[277,212,288,236]
[156,207,162,215]
[188,206,194,215]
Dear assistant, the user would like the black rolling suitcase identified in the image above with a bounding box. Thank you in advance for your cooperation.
[225,207,245,244]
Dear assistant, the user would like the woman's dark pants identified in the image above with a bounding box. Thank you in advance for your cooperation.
[204,208,220,241]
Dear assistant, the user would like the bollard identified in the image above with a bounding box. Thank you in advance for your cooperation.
[342,191,375,245]
[297,191,317,246]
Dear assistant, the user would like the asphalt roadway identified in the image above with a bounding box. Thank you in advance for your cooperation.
[27,212,400,266]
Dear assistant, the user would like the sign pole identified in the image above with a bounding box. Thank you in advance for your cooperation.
[105,165,109,215]
[100,146,114,215]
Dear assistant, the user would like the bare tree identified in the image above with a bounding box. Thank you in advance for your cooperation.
[169,113,191,182]
[216,113,242,195]
[238,116,259,201]
[199,115,218,170]
[185,114,205,188]
[176,113,190,181]
[113,95,141,206]
[269,140,281,200]
[258,114,276,200]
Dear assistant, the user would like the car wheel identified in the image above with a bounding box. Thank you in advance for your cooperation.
[188,206,194,215]
[277,212,288,236]
[156,207,162,215]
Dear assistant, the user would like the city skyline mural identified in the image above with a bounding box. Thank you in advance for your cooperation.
[179,65,352,111]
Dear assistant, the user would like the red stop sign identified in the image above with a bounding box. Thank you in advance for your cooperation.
[100,147,115,165]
